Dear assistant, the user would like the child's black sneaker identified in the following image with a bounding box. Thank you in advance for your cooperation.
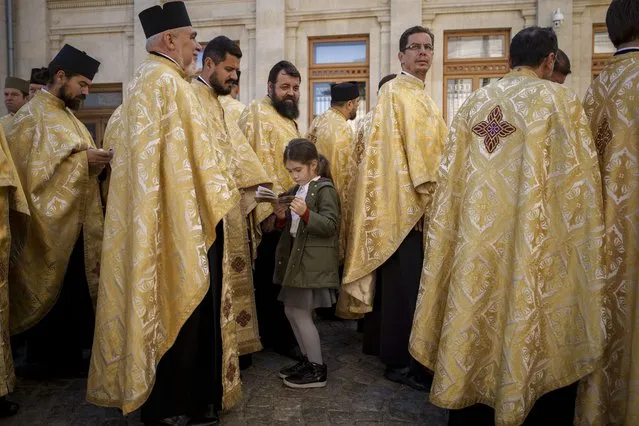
[283,362,327,388]
[279,356,309,379]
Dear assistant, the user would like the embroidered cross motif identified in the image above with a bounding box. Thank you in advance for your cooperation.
[231,256,246,273]
[226,362,237,382]
[472,106,517,154]
[235,310,251,327]
[595,117,612,158]
[222,297,232,319]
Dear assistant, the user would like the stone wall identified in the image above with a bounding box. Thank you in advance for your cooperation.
[3,0,614,132]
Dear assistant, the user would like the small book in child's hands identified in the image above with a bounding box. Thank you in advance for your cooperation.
[255,186,295,205]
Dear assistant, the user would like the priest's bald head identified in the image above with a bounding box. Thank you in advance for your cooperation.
[140,1,201,76]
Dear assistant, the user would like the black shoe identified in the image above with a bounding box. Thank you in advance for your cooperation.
[384,366,432,392]
[188,404,219,426]
[187,418,219,426]
[0,397,19,418]
[283,362,327,389]
[144,415,190,426]
[279,355,309,379]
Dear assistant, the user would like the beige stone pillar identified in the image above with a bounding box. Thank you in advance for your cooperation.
[133,0,159,70]
[378,16,391,78]
[0,0,7,82]
[246,23,257,102]
[390,0,422,73]
[285,23,299,64]
[14,0,48,79]
[255,0,286,92]
[537,0,573,66]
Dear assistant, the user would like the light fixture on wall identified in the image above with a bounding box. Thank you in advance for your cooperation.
[552,9,565,28]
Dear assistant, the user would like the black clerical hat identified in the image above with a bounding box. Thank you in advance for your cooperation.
[48,44,100,80]
[139,1,192,39]
[30,67,49,85]
[4,77,29,94]
[331,82,360,102]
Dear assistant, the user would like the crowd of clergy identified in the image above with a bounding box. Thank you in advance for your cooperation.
[0,0,637,425]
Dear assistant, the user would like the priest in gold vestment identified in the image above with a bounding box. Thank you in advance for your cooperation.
[0,127,29,418]
[88,3,242,424]
[1,77,29,134]
[220,70,246,125]
[409,27,606,426]
[339,27,447,391]
[307,82,359,259]
[193,36,271,360]
[7,44,108,377]
[239,60,302,359]
[576,2,639,424]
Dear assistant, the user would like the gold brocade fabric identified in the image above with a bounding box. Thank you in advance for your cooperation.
[192,80,270,355]
[576,52,639,426]
[0,128,29,397]
[238,96,300,227]
[338,74,447,318]
[87,55,241,415]
[100,105,122,206]
[307,108,355,260]
[219,95,246,126]
[7,90,103,334]
[0,114,13,136]
[409,69,606,426]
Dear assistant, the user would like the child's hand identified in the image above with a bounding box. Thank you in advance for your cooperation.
[290,198,307,216]
[274,203,287,220]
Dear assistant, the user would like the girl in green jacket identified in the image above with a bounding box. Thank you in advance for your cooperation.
[273,138,340,389]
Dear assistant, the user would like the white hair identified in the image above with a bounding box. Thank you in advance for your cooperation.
[145,33,164,52]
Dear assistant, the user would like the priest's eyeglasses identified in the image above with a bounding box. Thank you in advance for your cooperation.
[403,43,434,52]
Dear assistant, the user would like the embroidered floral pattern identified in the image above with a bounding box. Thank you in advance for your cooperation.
[472,106,516,154]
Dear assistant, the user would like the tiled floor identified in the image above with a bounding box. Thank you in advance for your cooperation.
[4,319,448,425]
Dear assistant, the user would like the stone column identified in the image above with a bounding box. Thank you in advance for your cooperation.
[0,0,7,82]
[285,23,299,64]
[537,0,573,62]
[14,0,48,79]
[246,23,257,103]
[390,0,422,73]
[255,0,286,92]
[133,0,159,70]
[378,16,391,78]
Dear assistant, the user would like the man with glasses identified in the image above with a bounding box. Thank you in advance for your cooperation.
[338,26,447,391]
[307,81,359,260]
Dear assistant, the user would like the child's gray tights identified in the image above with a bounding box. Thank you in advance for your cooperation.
[284,305,323,365]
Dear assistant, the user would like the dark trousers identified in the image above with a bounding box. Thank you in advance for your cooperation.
[253,231,297,353]
[448,382,579,426]
[24,231,94,368]
[141,224,224,423]
[363,229,423,367]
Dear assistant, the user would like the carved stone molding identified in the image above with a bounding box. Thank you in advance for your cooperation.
[48,0,132,8]
[444,62,509,75]
[309,66,369,79]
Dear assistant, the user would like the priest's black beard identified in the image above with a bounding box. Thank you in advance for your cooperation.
[59,83,85,111]
[271,95,299,120]
[209,73,232,96]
